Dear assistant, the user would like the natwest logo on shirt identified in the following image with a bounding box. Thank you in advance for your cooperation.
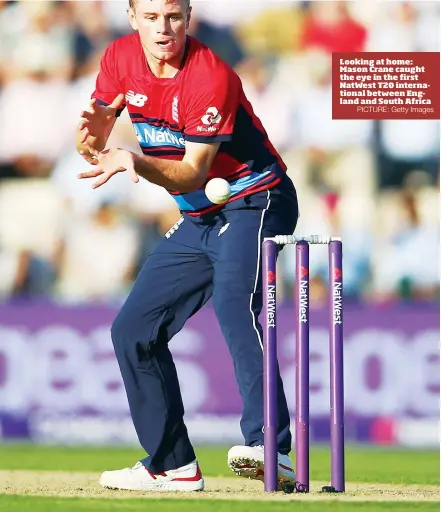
[125,90,148,107]
[196,125,219,133]
[133,123,185,148]
[201,107,221,126]
[197,107,222,133]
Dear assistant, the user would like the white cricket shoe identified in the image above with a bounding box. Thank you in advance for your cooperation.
[227,445,295,489]
[100,459,204,492]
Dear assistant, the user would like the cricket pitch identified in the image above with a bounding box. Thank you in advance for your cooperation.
[0,470,439,502]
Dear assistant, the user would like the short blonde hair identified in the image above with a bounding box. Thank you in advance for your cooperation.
[129,0,191,10]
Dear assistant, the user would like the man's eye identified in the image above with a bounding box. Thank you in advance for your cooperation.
[170,16,181,21]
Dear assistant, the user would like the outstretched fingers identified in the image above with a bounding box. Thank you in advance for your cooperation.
[79,110,94,122]
[88,98,97,113]
[77,167,105,180]
[91,168,123,189]
[129,166,139,184]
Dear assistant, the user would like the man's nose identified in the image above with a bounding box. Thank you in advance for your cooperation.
[156,16,170,34]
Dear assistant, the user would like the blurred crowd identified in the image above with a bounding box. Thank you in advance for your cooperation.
[0,0,439,306]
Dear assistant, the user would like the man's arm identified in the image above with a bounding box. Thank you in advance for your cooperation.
[78,141,221,192]
[132,141,221,192]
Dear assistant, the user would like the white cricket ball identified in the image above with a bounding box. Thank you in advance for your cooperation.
[205,178,231,204]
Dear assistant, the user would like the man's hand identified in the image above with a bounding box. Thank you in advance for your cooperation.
[77,148,139,189]
[79,140,221,193]
[76,94,125,163]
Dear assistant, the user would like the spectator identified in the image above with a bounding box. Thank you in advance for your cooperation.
[366,2,439,53]
[194,1,269,29]
[234,3,305,57]
[377,120,440,189]
[371,189,439,302]
[54,202,140,304]
[71,1,126,80]
[0,247,32,300]
[300,1,367,54]
[187,14,246,69]
[0,1,73,179]
[288,50,375,201]
[239,57,295,153]
[1,1,73,83]
[280,192,372,304]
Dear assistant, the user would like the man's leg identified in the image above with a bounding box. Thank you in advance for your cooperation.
[110,221,213,474]
[209,187,298,484]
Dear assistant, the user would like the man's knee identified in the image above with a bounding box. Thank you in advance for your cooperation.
[110,302,168,357]
[213,287,262,316]
[111,310,148,364]
[110,307,134,350]
[110,308,123,334]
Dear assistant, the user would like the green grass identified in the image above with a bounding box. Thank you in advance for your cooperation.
[0,445,439,511]
[0,496,439,512]
[0,444,439,485]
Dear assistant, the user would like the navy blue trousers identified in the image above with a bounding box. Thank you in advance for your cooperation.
[111,175,299,472]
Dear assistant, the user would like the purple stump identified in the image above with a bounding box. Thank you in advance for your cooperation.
[328,240,345,492]
[262,239,278,492]
[295,241,310,493]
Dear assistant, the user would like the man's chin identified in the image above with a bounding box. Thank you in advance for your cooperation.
[150,49,182,63]
[155,51,177,60]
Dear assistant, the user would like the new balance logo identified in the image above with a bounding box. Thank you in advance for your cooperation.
[125,91,148,107]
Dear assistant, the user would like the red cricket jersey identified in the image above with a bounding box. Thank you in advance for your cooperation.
[92,34,287,216]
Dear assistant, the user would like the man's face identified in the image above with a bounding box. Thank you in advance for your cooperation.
[128,0,191,63]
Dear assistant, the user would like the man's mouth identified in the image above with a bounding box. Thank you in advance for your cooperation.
[156,40,174,49]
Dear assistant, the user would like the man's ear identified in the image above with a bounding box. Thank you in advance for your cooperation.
[127,7,138,31]
[185,6,192,30]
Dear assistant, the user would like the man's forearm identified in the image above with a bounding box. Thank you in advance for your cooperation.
[133,154,206,192]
